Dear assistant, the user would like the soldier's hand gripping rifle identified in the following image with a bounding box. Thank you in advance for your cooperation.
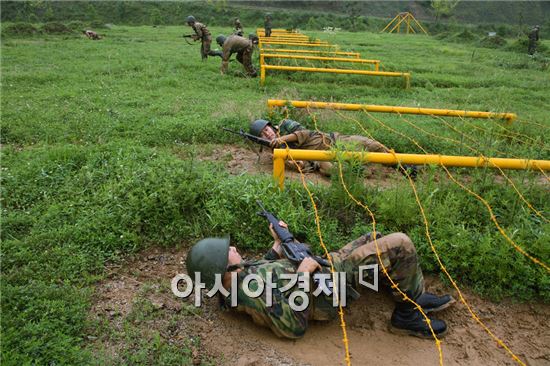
[222,128,274,148]
[182,34,196,45]
[256,200,330,267]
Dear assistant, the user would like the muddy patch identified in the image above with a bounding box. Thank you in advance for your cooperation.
[87,246,550,366]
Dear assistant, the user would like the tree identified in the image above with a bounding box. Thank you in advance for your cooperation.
[431,0,460,22]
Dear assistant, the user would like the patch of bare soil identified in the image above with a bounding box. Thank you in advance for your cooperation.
[195,144,402,189]
[88,246,550,366]
[189,144,550,190]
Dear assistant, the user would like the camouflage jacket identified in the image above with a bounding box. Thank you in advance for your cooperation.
[222,35,253,61]
[192,22,211,40]
[221,249,339,339]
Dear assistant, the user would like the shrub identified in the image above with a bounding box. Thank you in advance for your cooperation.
[3,22,38,36]
[479,35,507,48]
[41,22,72,34]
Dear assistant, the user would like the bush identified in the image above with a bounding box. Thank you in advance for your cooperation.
[41,22,72,34]
[3,22,39,36]
[479,35,507,48]
[67,20,87,31]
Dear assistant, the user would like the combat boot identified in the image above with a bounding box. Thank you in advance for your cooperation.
[416,292,455,313]
[390,301,447,339]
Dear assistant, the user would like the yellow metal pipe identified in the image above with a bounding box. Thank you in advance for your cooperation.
[261,48,360,58]
[263,65,408,80]
[261,41,338,48]
[272,149,550,188]
[262,53,380,67]
[266,100,517,122]
[260,38,328,44]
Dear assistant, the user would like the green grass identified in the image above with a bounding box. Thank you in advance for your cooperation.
[2,24,550,364]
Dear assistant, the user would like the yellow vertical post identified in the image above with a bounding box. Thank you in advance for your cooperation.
[273,155,285,189]
[260,53,265,66]
[406,14,411,34]
[260,65,266,85]
[375,62,380,71]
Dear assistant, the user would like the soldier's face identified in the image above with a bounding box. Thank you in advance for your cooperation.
[227,246,242,265]
[260,125,277,140]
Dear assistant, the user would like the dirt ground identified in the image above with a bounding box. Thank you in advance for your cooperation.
[191,144,407,189]
[88,246,550,366]
[179,144,550,189]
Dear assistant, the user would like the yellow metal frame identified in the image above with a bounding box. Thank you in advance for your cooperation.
[266,99,517,122]
[261,48,361,58]
[261,54,380,71]
[260,65,410,87]
[272,149,550,188]
[381,12,428,35]
[260,41,338,48]
[259,38,328,44]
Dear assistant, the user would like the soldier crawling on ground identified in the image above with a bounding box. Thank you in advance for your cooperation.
[216,34,257,77]
[186,219,454,339]
[186,15,223,60]
[234,18,244,37]
[528,25,540,55]
[83,30,101,40]
[249,118,418,178]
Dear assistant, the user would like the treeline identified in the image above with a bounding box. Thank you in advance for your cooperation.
[2,1,549,33]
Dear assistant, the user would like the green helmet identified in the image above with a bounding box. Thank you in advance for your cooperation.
[216,34,226,46]
[186,237,230,289]
[249,33,259,44]
[279,119,304,135]
[186,15,196,24]
[250,119,272,137]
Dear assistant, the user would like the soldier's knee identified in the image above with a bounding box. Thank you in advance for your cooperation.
[389,232,415,252]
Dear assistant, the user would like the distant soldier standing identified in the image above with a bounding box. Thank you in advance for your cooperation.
[264,13,272,37]
[216,34,257,77]
[186,15,222,60]
[528,25,540,55]
[234,18,244,37]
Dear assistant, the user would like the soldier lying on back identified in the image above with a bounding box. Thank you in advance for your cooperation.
[186,218,454,339]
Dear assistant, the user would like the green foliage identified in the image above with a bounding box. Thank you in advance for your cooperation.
[3,22,38,36]
[2,20,550,365]
[41,21,72,34]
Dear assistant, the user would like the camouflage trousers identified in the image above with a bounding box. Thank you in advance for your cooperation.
[528,40,537,55]
[330,232,425,303]
[236,46,257,77]
[317,133,388,176]
[201,36,222,59]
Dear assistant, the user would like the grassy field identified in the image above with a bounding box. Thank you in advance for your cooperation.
[2,24,549,364]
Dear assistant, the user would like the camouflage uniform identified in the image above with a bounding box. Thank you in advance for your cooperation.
[282,126,388,175]
[528,27,540,55]
[221,232,425,339]
[221,35,257,77]
[264,16,272,37]
[234,19,244,37]
[191,22,222,59]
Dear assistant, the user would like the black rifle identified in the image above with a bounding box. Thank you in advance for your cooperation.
[256,200,330,267]
[223,128,273,148]
[182,34,196,45]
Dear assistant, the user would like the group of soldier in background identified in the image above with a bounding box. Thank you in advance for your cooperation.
[185,14,276,77]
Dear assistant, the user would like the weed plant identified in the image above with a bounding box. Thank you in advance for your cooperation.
[2,23,549,364]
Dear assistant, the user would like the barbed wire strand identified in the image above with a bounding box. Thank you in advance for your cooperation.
[335,160,444,366]
[395,113,549,223]
[362,110,550,273]
[275,129,352,366]
[357,110,531,364]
